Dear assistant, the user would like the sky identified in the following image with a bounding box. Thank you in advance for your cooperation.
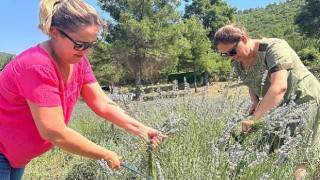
[0,0,279,55]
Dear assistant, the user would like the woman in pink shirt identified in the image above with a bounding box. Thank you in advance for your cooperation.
[0,0,166,179]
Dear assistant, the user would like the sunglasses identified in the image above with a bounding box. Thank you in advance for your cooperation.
[220,40,240,57]
[57,29,98,51]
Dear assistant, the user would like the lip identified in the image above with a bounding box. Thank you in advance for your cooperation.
[75,54,84,59]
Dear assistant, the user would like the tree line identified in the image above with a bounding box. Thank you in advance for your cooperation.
[88,0,319,98]
[1,0,319,98]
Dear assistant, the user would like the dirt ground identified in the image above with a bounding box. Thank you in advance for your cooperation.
[140,81,250,100]
[194,81,249,97]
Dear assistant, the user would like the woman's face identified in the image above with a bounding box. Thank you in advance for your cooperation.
[217,36,250,63]
[51,24,99,64]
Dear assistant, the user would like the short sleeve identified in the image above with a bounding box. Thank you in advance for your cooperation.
[82,57,96,85]
[265,40,294,73]
[16,66,61,106]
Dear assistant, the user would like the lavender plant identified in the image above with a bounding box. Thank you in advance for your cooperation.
[24,77,320,179]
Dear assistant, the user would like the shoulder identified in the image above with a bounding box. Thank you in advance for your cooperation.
[2,45,58,81]
[260,38,293,58]
[11,45,55,70]
[76,56,94,75]
[262,38,290,51]
[261,38,289,48]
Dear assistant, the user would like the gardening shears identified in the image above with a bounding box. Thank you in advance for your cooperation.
[120,160,153,180]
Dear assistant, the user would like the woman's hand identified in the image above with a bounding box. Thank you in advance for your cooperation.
[103,150,122,170]
[140,127,168,148]
[242,120,254,135]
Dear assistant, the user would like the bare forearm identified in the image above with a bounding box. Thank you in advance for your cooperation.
[98,102,147,135]
[252,85,286,121]
[48,127,111,160]
[81,83,150,137]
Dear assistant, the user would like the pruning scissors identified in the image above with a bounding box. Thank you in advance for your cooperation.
[120,160,153,180]
[99,159,152,180]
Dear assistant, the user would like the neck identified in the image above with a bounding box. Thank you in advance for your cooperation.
[47,40,69,70]
[41,41,72,82]
[242,39,261,69]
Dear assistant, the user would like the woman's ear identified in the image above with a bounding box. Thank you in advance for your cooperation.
[49,27,59,39]
[241,35,248,44]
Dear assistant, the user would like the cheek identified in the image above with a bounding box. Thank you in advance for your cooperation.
[57,46,76,61]
[217,44,230,53]
[237,47,247,57]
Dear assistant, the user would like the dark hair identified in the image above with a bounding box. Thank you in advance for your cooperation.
[213,23,248,48]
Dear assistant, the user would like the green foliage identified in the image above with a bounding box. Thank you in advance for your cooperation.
[0,52,15,71]
[24,87,320,179]
[89,0,320,85]
[98,0,184,94]
[214,59,232,81]
[184,0,237,40]
[297,47,320,67]
[178,16,215,75]
[235,0,320,64]
[298,47,320,62]
[89,42,125,86]
[167,71,206,84]
[295,0,320,38]
[236,0,307,50]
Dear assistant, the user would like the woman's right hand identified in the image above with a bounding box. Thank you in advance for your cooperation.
[103,151,122,170]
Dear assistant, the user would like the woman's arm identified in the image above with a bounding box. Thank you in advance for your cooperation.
[27,100,121,169]
[248,87,259,115]
[81,82,166,147]
[242,69,288,133]
[251,69,288,121]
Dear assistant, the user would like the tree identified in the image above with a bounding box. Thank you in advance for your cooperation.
[297,47,320,67]
[89,42,125,92]
[295,0,320,38]
[98,0,184,98]
[183,0,236,41]
[178,16,215,92]
[0,52,15,71]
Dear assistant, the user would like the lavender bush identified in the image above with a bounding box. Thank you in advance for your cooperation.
[24,78,320,179]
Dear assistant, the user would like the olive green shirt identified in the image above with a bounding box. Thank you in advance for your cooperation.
[232,38,320,105]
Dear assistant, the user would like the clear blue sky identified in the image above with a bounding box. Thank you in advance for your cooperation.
[0,0,279,55]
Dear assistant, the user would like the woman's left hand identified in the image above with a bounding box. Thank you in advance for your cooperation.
[242,120,254,135]
[140,127,168,148]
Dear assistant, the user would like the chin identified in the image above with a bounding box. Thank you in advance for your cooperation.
[69,58,81,64]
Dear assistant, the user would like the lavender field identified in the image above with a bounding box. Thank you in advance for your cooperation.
[24,81,320,179]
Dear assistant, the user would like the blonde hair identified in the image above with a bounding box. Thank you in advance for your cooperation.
[38,0,106,36]
[213,23,249,47]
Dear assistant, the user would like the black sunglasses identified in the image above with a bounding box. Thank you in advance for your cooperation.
[57,29,98,51]
[220,40,240,57]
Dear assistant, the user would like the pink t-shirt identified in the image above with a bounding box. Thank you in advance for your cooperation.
[0,45,96,168]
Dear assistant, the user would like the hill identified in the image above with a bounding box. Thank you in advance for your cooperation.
[235,0,318,52]
[0,52,15,71]
[0,52,13,58]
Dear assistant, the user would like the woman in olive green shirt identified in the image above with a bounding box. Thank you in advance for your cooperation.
[214,23,320,179]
